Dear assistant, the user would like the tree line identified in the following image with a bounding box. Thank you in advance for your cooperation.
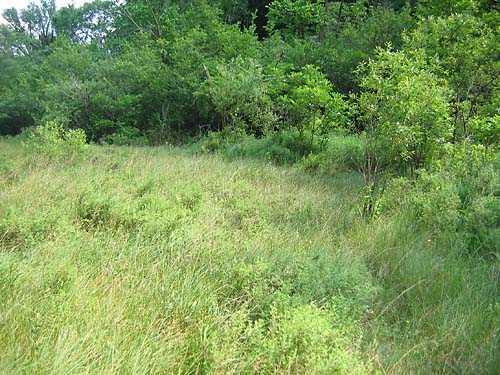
[0,0,498,165]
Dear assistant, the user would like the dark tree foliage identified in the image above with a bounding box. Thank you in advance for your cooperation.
[0,0,497,148]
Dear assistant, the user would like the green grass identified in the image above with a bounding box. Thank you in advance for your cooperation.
[0,137,499,374]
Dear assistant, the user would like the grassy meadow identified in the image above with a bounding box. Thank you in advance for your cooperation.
[0,137,499,374]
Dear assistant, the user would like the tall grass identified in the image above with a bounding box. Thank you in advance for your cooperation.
[0,140,373,374]
[0,137,498,373]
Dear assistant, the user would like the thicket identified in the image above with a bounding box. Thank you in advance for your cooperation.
[1,1,498,173]
[1,0,495,144]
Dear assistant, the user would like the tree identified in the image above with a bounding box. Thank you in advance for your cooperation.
[52,1,114,45]
[358,47,452,174]
[318,2,415,93]
[406,13,500,140]
[196,57,276,135]
[2,0,57,56]
[281,65,347,145]
[266,0,325,39]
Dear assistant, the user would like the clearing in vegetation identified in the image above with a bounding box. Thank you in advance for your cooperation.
[0,138,499,374]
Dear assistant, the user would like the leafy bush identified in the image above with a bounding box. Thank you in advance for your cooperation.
[267,0,325,39]
[245,303,370,374]
[280,65,348,145]
[469,115,500,148]
[196,57,276,135]
[224,137,297,165]
[406,13,499,138]
[25,121,88,159]
[358,47,452,174]
[192,129,324,164]
[381,144,500,258]
[192,128,251,154]
[383,170,462,230]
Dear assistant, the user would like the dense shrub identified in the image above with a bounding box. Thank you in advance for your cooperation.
[381,144,500,258]
[469,115,500,148]
[244,303,370,374]
[192,129,328,165]
[302,134,365,174]
[358,48,452,175]
[279,65,348,145]
[24,121,88,159]
[196,57,276,135]
[100,126,148,146]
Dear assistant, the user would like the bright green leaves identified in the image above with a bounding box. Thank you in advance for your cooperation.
[405,13,500,139]
[416,0,478,17]
[281,65,348,144]
[358,48,452,173]
[196,61,348,144]
[267,0,325,38]
[25,121,88,160]
[469,115,500,148]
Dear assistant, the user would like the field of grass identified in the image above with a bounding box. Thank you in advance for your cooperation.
[1,137,499,374]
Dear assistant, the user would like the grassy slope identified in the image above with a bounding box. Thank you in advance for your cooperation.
[0,138,499,374]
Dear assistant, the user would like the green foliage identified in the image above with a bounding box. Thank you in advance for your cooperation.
[2,0,57,55]
[192,127,251,154]
[466,195,500,257]
[469,115,500,148]
[406,13,500,139]
[267,0,325,38]
[245,303,369,374]
[192,128,326,164]
[318,3,416,93]
[3,131,500,372]
[383,171,462,230]
[382,143,500,258]
[0,0,497,154]
[25,121,87,159]
[100,126,148,146]
[0,138,377,374]
[196,57,276,134]
[1,0,500,371]
[416,0,477,17]
[224,137,297,164]
[280,65,348,145]
[358,47,452,174]
[0,206,60,250]
[52,1,114,44]
[301,134,365,174]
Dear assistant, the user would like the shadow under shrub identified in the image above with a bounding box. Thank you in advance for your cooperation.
[192,129,325,165]
[302,134,365,175]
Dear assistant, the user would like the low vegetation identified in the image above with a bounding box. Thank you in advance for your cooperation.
[1,132,499,374]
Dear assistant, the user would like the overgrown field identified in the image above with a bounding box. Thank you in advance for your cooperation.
[0,137,499,374]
